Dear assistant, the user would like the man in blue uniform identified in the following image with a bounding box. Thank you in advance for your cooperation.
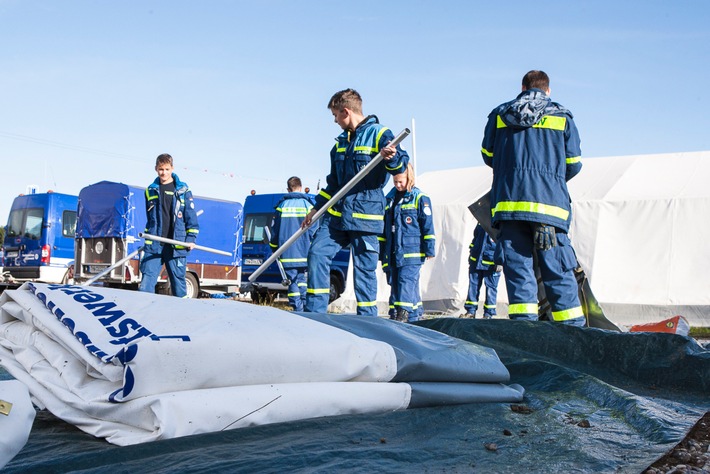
[380,163,435,322]
[269,176,316,311]
[139,153,199,297]
[462,223,501,319]
[303,88,409,316]
[481,70,585,326]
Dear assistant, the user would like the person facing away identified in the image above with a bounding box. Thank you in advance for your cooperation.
[462,223,501,319]
[269,176,317,311]
[481,70,585,326]
[139,153,199,297]
[379,163,435,323]
[302,88,409,316]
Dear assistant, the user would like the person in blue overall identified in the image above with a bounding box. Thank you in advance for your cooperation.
[481,70,585,327]
[302,88,409,316]
[380,163,435,322]
[269,176,316,311]
[139,153,199,297]
[462,223,501,319]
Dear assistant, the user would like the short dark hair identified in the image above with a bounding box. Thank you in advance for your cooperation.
[156,153,173,167]
[287,176,302,192]
[522,70,550,91]
[328,89,362,114]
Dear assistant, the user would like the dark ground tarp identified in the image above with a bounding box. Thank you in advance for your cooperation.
[3,318,709,473]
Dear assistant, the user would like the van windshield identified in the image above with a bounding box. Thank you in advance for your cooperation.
[6,208,44,240]
[243,213,272,244]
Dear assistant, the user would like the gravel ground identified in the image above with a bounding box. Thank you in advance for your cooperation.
[643,412,710,473]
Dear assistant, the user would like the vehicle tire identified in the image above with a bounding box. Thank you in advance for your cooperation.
[329,273,344,303]
[185,273,199,299]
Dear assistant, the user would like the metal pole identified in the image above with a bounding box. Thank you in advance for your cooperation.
[248,127,411,282]
[138,233,233,256]
[81,246,144,286]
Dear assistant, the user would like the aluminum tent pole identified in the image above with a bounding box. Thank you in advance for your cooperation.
[248,127,411,283]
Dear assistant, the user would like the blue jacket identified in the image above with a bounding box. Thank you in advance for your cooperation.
[143,173,199,257]
[380,186,436,270]
[314,115,409,234]
[469,224,497,271]
[481,89,582,232]
[269,192,316,269]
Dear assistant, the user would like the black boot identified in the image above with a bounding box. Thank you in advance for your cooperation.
[395,308,409,322]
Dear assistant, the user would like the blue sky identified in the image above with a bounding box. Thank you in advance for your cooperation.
[1,0,709,222]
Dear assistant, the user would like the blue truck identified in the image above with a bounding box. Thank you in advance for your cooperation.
[72,181,243,298]
[1,191,78,289]
[240,192,350,304]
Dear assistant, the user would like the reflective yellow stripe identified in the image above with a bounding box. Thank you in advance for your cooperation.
[318,190,332,200]
[481,147,493,158]
[377,236,385,242]
[484,304,496,309]
[187,229,199,234]
[287,292,301,297]
[470,257,477,262]
[566,156,581,164]
[394,302,416,309]
[298,282,307,287]
[382,262,389,269]
[496,115,507,128]
[307,288,330,294]
[533,116,566,131]
[327,208,342,217]
[424,235,435,240]
[465,300,477,305]
[145,240,153,244]
[404,253,425,258]
[336,146,346,153]
[357,301,377,307]
[509,303,538,314]
[482,260,495,266]
[401,203,416,210]
[551,306,584,322]
[269,243,278,248]
[352,213,383,221]
[280,258,307,263]
[385,161,403,171]
[492,201,569,221]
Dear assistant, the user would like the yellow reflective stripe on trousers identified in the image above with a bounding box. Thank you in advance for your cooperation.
[279,258,307,263]
[509,303,538,314]
[307,288,330,294]
[424,235,435,240]
[357,301,377,307]
[551,305,584,322]
[287,292,301,297]
[187,229,199,234]
[566,156,581,164]
[404,253,425,258]
[482,260,495,266]
[352,213,383,220]
[492,201,569,221]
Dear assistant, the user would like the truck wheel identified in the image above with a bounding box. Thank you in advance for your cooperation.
[329,273,344,303]
[185,273,199,299]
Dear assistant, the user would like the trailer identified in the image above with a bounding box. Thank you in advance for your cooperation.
[240,192,350,304]
[1,191,78,291]
[73,181,242,298]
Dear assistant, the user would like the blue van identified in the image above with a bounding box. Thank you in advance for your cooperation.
[2,191,78,285]
[241,192,350,304]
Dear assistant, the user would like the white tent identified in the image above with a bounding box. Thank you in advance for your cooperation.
[332,151,710,327]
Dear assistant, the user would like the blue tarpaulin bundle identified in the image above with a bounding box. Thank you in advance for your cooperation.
[2,317,709,473]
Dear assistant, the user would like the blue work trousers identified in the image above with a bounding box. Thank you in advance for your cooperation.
[386,264,423,322]
[498,221,585,326]
[306,224,379,316]
[465,268,500,318]
[285,267,307,311]
[139,245,187,297]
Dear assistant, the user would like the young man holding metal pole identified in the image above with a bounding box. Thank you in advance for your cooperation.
[302,89,409,316]
[138,153,199,297]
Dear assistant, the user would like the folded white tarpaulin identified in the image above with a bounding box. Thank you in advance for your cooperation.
[0,380,35,469]
[0,283,523,446]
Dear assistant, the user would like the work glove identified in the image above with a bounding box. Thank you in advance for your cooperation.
[534,224,557,251]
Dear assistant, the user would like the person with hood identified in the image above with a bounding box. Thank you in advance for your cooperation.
[302,88,409,316]
[139,153,199,297]
[379,163,435,322]
[269,176,317,311]
[481,70,584,326]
